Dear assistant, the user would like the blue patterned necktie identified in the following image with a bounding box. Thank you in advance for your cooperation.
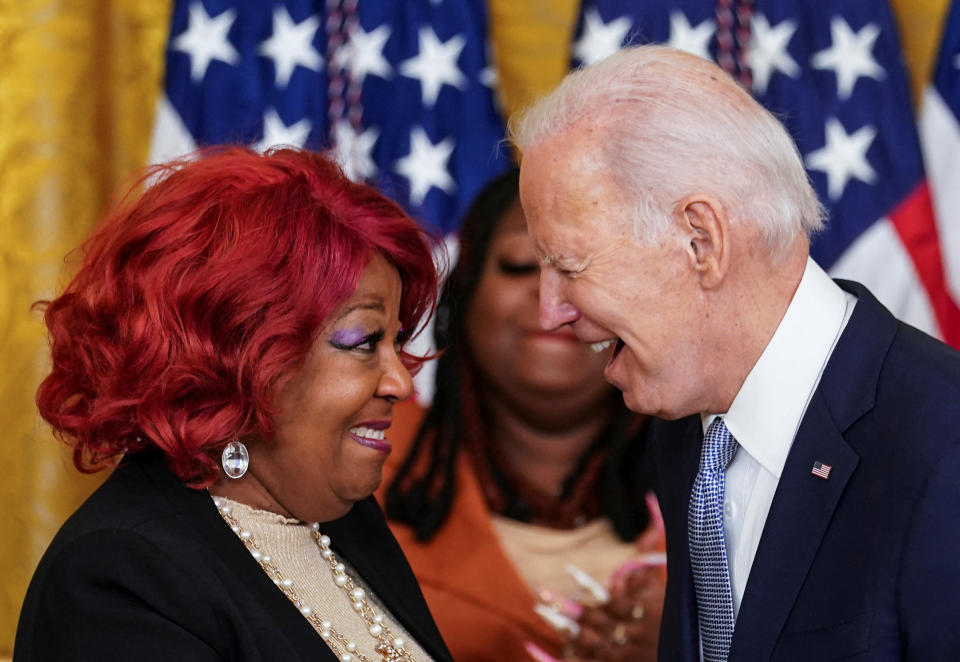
[689,418,740,662]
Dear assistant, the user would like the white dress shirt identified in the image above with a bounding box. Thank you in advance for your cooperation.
[701,257,857,620]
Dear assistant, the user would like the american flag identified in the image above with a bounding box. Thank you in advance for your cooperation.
[571,0,960,348]
[811,461,832,479]
[148,0,511,236]
[920,0,960,346]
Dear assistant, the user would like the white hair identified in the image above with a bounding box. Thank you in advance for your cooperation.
[510,45,824,254]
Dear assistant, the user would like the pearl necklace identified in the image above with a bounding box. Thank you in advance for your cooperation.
[213,497,416,662]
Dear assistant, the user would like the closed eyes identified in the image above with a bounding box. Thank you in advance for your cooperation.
[330,328,385,353]
[497,258,539,276]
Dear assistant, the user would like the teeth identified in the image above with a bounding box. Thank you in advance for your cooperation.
[350,426,385,440]
[590,340,614,353]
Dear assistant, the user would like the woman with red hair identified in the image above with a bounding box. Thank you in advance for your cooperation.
[15,147,451,662]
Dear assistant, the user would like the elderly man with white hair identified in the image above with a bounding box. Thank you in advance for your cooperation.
[512,45,960,662]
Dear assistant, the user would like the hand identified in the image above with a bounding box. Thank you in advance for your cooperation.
[565,493,666,662]
[567,561,664,661]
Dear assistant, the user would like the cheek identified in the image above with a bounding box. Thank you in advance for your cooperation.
[466,281,521,343]
[571,285,623,328]
[280,370,369,436]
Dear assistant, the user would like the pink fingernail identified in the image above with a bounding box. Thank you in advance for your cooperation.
[564,563,610,603]
[524,641,563,662]
[646,492,665,531]
[538,588,583,618]
[611,553,668,585]
[534,603,581,637]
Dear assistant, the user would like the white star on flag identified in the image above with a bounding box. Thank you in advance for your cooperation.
[400,27,467,107]
[255,109,312,152]
[574,9,632,66]
[667,11,714,61]
[747,14,800,95]
[342,23,392,84]
[258,7,322,88]
[480,64,497,88]
[480,44,498,89]
[805,117,878,200]
[395,127,455,205]
[171,2,239,83]
[332,121,379,182]
[811,17,886,100]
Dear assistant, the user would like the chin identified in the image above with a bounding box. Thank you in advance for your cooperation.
[342,472,384,503]
[621,387,664,417]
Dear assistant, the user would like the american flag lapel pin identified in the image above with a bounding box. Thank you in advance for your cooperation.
[811,461,832,480]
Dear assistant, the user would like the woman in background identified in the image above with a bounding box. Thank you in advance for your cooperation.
[380,169,665,662]
[16,148,451,662]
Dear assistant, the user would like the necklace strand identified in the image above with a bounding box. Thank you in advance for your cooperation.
[213,497,415,662]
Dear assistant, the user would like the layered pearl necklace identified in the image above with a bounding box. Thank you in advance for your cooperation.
[213,497,416,662]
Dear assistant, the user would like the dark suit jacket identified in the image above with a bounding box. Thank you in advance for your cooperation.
[651,281,960,662]
[15,451,454,662]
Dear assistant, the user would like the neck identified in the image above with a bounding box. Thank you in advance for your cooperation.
[703,243,809,414]
[478,384,616,495]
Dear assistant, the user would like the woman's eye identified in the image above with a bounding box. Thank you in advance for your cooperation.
[330,329,385,353]
[354,335,378,352]
[497,259,539,276]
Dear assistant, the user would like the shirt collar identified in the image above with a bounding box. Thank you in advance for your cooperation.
[702,258,852,478]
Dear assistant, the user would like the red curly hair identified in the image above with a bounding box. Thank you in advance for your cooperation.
[36,147,438,487]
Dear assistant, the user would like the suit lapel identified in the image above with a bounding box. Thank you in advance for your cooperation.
[729,280,897,661]
[729,392,859,661]
[138,452,336,660]
[652,416,704,662]
[140,454,451,660]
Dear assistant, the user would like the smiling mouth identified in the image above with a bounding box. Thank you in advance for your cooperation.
[589,338,626,359]
[348,426,391,453]
[611,338,625,360]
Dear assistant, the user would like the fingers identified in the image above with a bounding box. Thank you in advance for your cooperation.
[609,555,666,590]
[608,565,664,617]
[532,554,665,662]
[568,607,657,662]
[634,492,666,553]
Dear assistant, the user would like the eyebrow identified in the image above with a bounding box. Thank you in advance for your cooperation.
[541,254,562,267]
[335,300,386,320]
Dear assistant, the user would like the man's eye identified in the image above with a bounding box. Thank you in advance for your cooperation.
[498,259,539,276]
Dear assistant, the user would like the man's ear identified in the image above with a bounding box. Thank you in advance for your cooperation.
[676,195,729,289]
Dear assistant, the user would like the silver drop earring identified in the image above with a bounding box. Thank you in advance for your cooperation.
[221,439,249,479]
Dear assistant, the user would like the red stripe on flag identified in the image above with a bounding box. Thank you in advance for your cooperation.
[888,181,960,349]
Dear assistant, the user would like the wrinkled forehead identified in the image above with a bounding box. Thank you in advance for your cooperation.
[519,129,626,256]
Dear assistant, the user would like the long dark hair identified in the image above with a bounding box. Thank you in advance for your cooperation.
[385,168,652,541]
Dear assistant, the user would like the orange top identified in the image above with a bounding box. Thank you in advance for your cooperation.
[377,400,665,662]
[377,400,564,662]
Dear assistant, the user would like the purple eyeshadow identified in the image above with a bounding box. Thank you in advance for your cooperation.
[331,326,367,346]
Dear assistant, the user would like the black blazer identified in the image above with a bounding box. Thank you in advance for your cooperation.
[15,451,454,662]
[651,281,960,661]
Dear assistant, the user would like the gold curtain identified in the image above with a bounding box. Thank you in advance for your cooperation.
[0,0,170,653]
[0,0,950,654]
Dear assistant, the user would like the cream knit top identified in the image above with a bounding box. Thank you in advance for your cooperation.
[216,497,433,661]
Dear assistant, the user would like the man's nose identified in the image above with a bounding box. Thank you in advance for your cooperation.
[538,269,581,330]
